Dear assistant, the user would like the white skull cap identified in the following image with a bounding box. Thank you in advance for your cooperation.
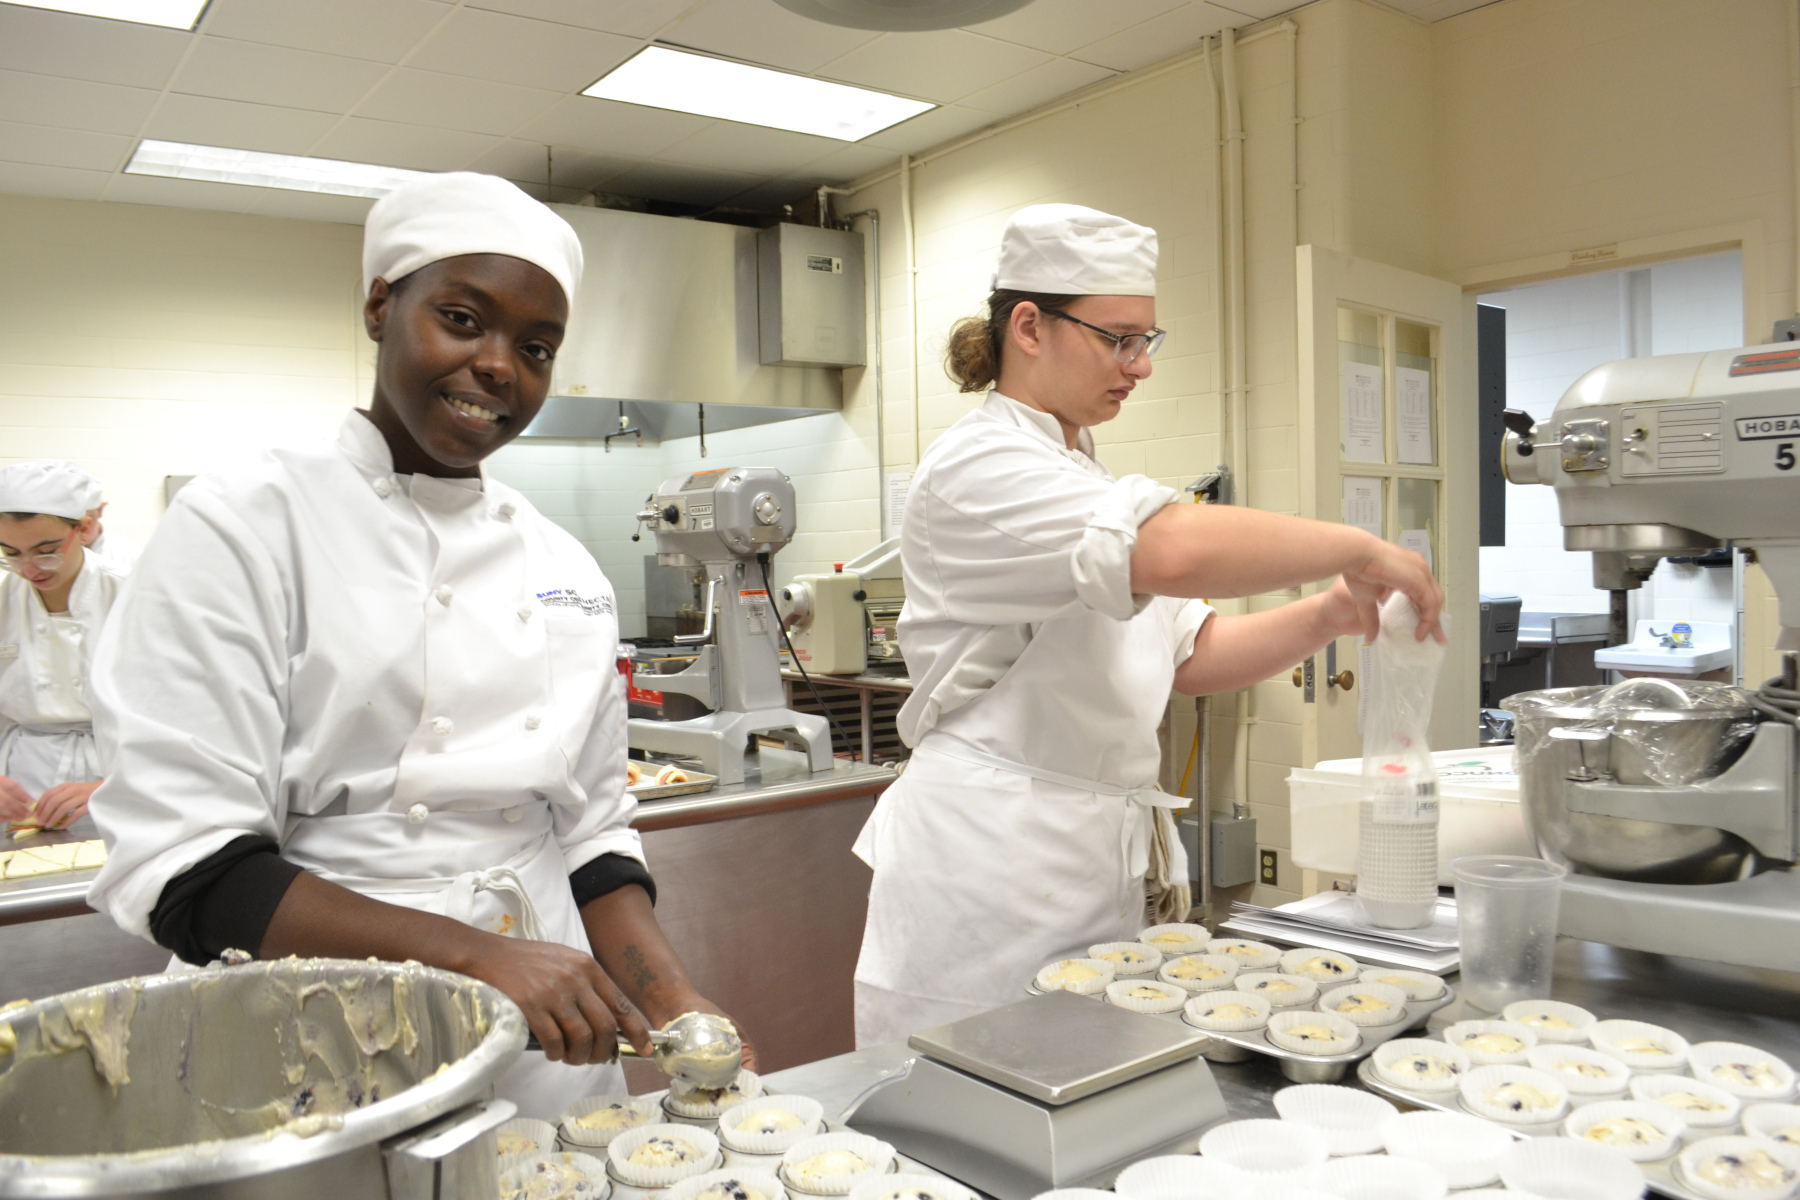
[0,460,102,520]
[362,171,584,305]
[991,203,1158,297]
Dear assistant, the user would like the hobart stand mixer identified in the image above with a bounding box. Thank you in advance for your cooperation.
[1501,342,1800,970]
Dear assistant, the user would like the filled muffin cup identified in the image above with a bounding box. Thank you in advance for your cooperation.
[1105,978,1187,1014]
[1677,1134,1800,1200]
[1373,1037,1472,1095]
[666,1070,764,1123]
[848,1171,977,1200]
[1086,941,1163,976]
[1183,991,1272,1033]
[1630,1073,1743,1139]
[1445,1019,1538,1065]
[1689,1042,1800,1102]
[1139,922,1210,957]
[1279,947,1360,985]
[1235,972,1319,1008]
[1502,998,1597,1045]
[497,1116,559,1161]
[1745,1103,1800,1150]
[1589,1018,1690,1071]
[1033,957,1115,996]
[607,1124,724,1189]
[1526,1043,1632,1098]
[1357,969,1444,1002]
[1459,1064,1570,1125]
[1267,1009,1359,1056]
[1157,953,1239,993]
[1564,1099,1686,1162]
[502,1152,609,1200]
[560,1095,663,1151]
[717,1095,827,1157]
[1207,939,1284,972]
[779,1132,897,1197]
[1319,981,1409,1027]
[665,1167,792,1200]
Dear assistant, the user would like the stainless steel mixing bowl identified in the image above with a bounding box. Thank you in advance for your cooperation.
[1504,682,1760,884]
[0,958,527,1198]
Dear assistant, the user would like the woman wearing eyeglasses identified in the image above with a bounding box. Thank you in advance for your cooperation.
[0,462,130,833]
[850,204,1447,1046]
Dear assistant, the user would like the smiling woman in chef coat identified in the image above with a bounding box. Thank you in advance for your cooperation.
[86,172,747,1118]
[852,205,1446,1046]
[0,461,130,832]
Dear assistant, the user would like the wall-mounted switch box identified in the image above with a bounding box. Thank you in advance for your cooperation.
[1211,814,1258,888]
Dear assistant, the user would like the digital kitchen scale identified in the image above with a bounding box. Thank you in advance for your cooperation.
[843,992,1226,1199]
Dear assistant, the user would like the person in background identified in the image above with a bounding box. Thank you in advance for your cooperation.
[0,461,130,832]
[79,491,142,571]
[85,172,749,1118]
[851,204,1445,1046]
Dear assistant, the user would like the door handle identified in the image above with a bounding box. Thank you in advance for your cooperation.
[1326,670,1355,690]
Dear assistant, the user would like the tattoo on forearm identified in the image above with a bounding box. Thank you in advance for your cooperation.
[622,944,657,992]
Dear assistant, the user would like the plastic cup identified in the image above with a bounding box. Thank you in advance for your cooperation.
[1452,855,1568,1013]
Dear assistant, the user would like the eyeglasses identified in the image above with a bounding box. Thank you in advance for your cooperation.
[0,528,76,577]
[1047,310,1167,364]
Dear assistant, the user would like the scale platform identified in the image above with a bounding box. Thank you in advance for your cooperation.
[844,992,1225,1199]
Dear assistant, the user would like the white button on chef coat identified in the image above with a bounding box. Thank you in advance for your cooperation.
[852,391,1211,1048]
[525,714,541,731]
[0,553,130,796]
[434,585,454,606]
[86,411,640,1119]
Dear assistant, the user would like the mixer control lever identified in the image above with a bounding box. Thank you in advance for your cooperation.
[1503,409,1537,455]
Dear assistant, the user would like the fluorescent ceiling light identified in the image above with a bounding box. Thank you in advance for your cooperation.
[584,45,933,142]
[125,140,425,198]
[4,0,209,29]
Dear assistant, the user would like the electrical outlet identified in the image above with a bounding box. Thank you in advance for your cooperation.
[1259,847,1279,887]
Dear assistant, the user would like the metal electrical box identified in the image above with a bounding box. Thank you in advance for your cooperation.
[757,223,866,368]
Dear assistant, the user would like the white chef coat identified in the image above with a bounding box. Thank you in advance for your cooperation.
[0,552,129,796]
[86,411,642,1118]
[852,391,1211,1047]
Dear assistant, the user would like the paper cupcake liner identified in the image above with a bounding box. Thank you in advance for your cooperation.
[608,1123,725,1188]
[1031,1192,1117,1200]
[1267,1010,1359,1057]
[1378,1109,1511,1188]
[561,1095,663,1149]
[1272,1083,1396,1157]
[1373,1038,1472,1095]
[1199,1117,1331,1176]
[1589,1018,1690,1070]
[1745,1103,1800,1148]
[718,1095,826,1156]
[497,1116,559,1159]
[1678,1135,1800,1200]
[664,1167,790,1200]
[1360,970,1444,1002]
[1183,991,1271,1032]
[1564,1099,1686,1162]
[1113,1155,1250,1200]
[1208,939,1283,971]
[1236,972,1320,1008]
[1033,957,1115,996]
[1445,1019,1538,1065]
[1310,1154,1449,1200]
[1158,953,1239,993]
[1500,1137,1647,1200]
[1105,979,1187,1014]
[666,1071,765,1119]
[1630,1074,1743,1132]
[502,1152,610,1200]
[1690,1041,1800,1101]
[1319,982,1409,1028]
[1503,999,1597,1045]
[779,1132,896,1196]
[1139,922,1210,957]
[1279,947,1361,985]
[1527,1043,1634,1096]
[1086,941,1163,976]
[724,1149,788,1171]
[1459,1064,1570,1126]
[847,1171,976,1200]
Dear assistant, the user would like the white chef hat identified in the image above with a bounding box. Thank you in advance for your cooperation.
[991,203,1158,297]
[0,460,102,520]
[362,171,584,305]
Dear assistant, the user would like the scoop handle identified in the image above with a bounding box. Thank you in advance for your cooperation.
[523,1029,671,1054]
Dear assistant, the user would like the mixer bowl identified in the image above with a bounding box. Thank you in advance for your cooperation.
[0,957,526,1198]
[1504,682,1760,883]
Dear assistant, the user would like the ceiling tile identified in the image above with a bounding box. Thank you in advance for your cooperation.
[819,31,1050,105]
[201,0,452,64]
[0,5,190,89]
[0,160,110,200]
[1071,2,1240,72]
[1211,0,1301,16]
[310,117,500,171]
[465,0,691,38]
[406,7,638,91]
[0,70,159,135]
[858,104,994,153]
[0,120,132,171]
[603,159,766,207]
[172,37,390,113]
[142,94,341,155]
[468,139,633,191]
[786,141,901,184]
[659,0,882,74]
[970,0,1188,56]
[355,69,562,137]
[657,124,847,176]
[515,96,713,158]
[958,56,1115,115]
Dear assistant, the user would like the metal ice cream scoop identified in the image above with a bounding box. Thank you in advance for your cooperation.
[526,1010,743,1088]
